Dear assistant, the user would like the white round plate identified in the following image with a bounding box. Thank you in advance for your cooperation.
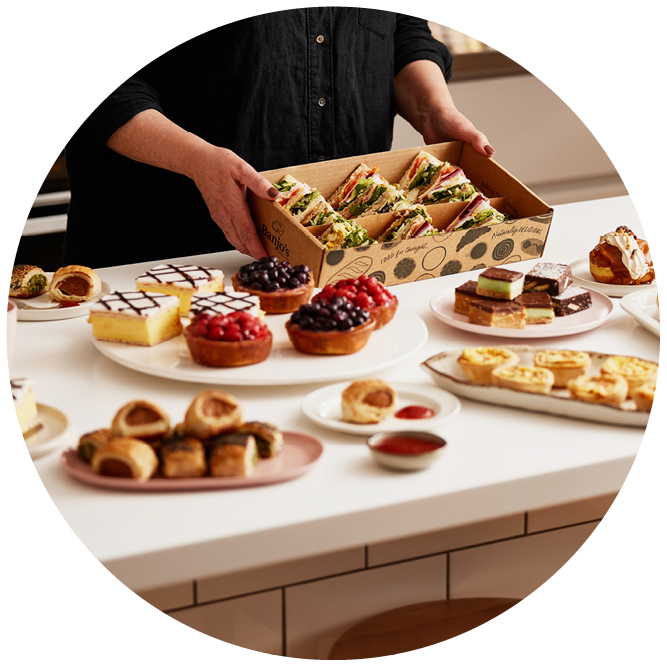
[301,381,461,435]
[569,258,655,298]
[91,307,428,386]
[620,288,659,337]
[429,286,613,339]
[25,403,70,459]
[12,276,111,321]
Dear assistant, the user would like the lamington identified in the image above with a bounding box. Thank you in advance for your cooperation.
[135,264,224,316]
[88,291,182,346]
[523,262,572,296]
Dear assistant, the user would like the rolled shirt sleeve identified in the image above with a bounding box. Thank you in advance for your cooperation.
[65,77,164,164]
[393,14,453,81]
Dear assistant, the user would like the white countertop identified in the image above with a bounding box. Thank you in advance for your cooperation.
[16,196,656,592]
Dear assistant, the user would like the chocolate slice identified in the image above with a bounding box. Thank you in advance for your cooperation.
[551,285,592,316]
[523,262,572,296]
[479,267,523,282]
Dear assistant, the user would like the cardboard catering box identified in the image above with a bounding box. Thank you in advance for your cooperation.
[249,141,553,288]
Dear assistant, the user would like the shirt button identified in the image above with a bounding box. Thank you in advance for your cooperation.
[318,97,326,107]
[318,155,326,162]
[316,35,325,44]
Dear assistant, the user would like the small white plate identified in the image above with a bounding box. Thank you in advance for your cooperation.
[301,381,461,435]
[25,403,70,459]
[620,288,659,337]
[569,258,655,298]
[11,276,111,322]
[429,286,613,339]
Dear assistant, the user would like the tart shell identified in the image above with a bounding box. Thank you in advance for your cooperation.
[184,325,272,367]
[231,273,314,314]
[285,318,375,355]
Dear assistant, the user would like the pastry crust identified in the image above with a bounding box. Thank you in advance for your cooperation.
[600,355,658,395]
[286,318,375,355]
[10,264,49,298]
[533,350,591,388]
[209,433,258,477]
[111,399,171,441]
[234,422,284,458]
[341,379,397,424]
[457,347,520,384]
[491,365,555,394]
[634,382,656,412]
[160,436,208,478]
[567,374,628,406]
[184,323,272,367]
[91,437,159,481]
[49,264,101,302]
[183,390,243,439]
[77,427,114,463]
[231,272,314,314]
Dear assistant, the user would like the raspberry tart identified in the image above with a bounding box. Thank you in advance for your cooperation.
[231,256,314,314]
[313,275,398,330]
[184,311,272,367]
[286,299,374,355]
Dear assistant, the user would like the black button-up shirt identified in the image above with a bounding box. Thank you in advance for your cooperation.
[64,8,452,267]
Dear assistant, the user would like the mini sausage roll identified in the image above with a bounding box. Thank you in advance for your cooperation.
[10,264,49,298]
[77,427,114,463]
[234,422,283,458]
[209,433,258,477]
[111,399,171,442]
[91,437,159,481]
[183,390,243,439]
[341,379,397,424]
[49,264,102,302]
[160,435,207,478]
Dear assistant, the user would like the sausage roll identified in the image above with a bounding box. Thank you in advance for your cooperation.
[183,390,243,439]
[160,435,207,478]
[234,422,283,458]
[341,379,397,424]
[111,399,171,442]
[209,433,258,477]
[91,437,159,481]
[10,264,49,298]
[49,264,102,302]
[77,427,114,463]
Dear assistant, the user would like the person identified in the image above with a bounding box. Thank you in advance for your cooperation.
[63,9,494,268]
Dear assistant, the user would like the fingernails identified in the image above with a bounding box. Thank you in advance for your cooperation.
[268,186,279,198]
[484,144,495,156]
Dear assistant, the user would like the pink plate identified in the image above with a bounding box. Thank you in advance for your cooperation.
[60,431,323,492]
[429,286,613,339]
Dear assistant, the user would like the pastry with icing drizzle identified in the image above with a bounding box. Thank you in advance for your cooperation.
[88,290,182,346]
[136,264,224,316]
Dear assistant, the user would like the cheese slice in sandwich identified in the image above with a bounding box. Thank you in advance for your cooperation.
[378,205,437,243]
[444,194,506,233]
[398,151,445,203]
[418,166,476,205]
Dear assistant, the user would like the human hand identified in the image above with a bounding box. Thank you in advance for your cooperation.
[186,145,278,259]
[421,106,495,158]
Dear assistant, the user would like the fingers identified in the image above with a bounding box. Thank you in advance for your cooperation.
[236,159,279,201]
